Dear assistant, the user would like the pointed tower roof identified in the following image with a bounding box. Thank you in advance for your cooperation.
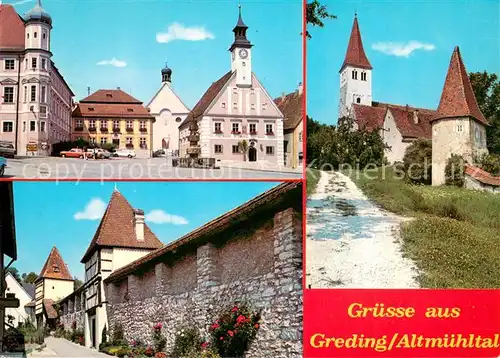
[24,0,52,26]
[432,46,488,125]
[340,14,372,73]
[81,190,163,262]
[229,5,252,52]
[37,247,73,281]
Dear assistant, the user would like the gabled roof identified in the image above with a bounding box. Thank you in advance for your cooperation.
[433,46,488,125]
[179,71,233,129]
[352,104,386,131]
[146,82,191,113]
[37,247,73,282]
[340,15,372,72]
[80,89,142,104]
[0,5,25,51]
[81,190,163,263]
[274,88,303,131]
[72,103,154,119]
[22,283,35,299]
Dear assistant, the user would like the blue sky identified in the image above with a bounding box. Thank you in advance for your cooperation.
[308,0,500,124]
[9,0,302,106]
[12,181,279,280]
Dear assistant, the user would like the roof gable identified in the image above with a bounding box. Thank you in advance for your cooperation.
[37,247,73,281]
[146,83,190,115]
[5,273,34,301]
[81,190,163,262]
[434,46,488,125]
[0,5,25,51]
[340,15,372,72]
[274,89,303,131]
[179,71,233,129]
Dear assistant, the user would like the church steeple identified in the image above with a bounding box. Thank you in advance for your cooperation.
[161,61,172,84]
[229,5,253,52]
[340,14,372,73]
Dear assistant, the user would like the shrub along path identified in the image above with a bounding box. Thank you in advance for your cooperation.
[306,170,419,288]
[348,166,500,288]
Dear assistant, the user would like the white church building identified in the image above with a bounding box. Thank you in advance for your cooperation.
[147,63,190,154]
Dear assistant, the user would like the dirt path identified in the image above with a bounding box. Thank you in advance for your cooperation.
[306,170,420,288]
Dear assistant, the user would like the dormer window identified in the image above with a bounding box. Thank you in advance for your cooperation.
[88,107,95,112]
[53,264,60,273]
[106,93,112,98]
[127,108,133,112]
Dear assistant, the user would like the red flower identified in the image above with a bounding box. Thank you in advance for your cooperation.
[220,336,224,340]
[227,330,234,337]
[231,306,238,313]
[201,342,209,348]
[236,315,247,324]
[211,323,219,330]
[254,323,260,329]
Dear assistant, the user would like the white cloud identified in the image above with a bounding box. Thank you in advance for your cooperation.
[74,198,107,220]
[145,210,188,225]
[156,23,215,43]
[11,0,33,6]
[96,58,127,68]
[371,41,436,57]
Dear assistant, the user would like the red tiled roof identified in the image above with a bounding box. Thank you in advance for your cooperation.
[0,5,25,51]
[104,181,301,283]
[274,89,303,131]
[179,71,233,129]
[37,247,73,281]
[352,104,386,131]
[72,103,154,119]
[433,47,488,125]
[80,89,142,104]
[43,299,58,319]
[340,15,372,72]
[465,165,500,187]
[81,190,163,263]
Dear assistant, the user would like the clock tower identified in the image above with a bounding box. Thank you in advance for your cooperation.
[229,5,253,87]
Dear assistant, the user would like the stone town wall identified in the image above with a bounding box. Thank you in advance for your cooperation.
[60,310,85,331]
[105,207,302,357]
[59,291,85,331]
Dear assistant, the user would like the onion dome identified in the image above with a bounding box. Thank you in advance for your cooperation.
[24,0,52,26]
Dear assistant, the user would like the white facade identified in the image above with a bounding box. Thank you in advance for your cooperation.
[4,273,34,326]
[147,71,190,153]
[0,4,73,156]
[339,65,372,119]
[231,47,252,87]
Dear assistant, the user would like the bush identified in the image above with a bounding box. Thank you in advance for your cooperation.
[210,303,261,357]
[476,153,500,176]
[171,327,203,358]
[111,324,127,346]
[101,325,108,346]
[445,154,466,187]
[403,139,432,185]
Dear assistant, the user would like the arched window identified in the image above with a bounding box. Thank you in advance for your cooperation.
[356,98,361,104]
[34,32,37,38]
[352,70,358,80]
[361,72,367,81]
[175,117,182,123]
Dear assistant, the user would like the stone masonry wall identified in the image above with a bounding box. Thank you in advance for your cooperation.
[105,207,302,357]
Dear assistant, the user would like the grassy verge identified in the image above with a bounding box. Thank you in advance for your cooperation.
[346,166,500,288]
[306,168,321,196]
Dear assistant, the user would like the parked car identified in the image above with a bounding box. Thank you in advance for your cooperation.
[0,141,15,158]
[153,149,166,158]
[60,148,89,158]
[86,148,111,159]
[0,157,6,176]
[114,149,136,158]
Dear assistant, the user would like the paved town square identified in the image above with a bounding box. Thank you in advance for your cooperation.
[3,157,301,179]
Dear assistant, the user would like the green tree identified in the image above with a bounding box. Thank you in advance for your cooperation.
[22,272,38,284]
[306,1,336,39]
[238,140,248,162]
[74,277,83,290]
[6,267,21,283]
[402,139,432,185]
[469,71,500,154]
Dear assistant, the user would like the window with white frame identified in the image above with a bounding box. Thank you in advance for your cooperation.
[101,120,108,129]
[41,86,47,103]
[42,58,47,70]
[23,86,27,102]
[214,122,222,133]
[126,120,133,129]
[232,145,240,153]
[3,87,14,103]
[32,58,37,69]
[30,121,36,131]
[30,85,36,102]
[262,103,267,110]
[214,144,223,153]
[40,121,46,132]
[126,137,133,144]
[231,123,240,133]
[76,119,83,128]
[113,120,120,129]
[266,146,275,155]
[140,137,147,148]
[457,125,463,132]
[249,123,257,134]
[89,119,96,129]
[266,124,274,135]
[233,102,238,110]
[100,137,107,144]
[140,120,146,129]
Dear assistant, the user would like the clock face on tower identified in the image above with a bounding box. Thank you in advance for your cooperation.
[239,49,248,59]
